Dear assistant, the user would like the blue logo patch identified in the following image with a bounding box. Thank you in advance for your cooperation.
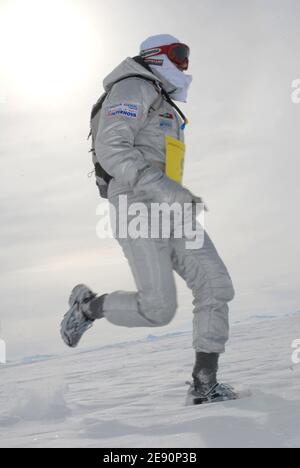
[159,118,173,129]
[107,103,140,119]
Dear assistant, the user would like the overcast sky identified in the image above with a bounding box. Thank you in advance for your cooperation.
[1,0,300,360]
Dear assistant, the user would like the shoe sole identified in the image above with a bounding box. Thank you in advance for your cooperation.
[60,303,78,348]
[186,383,239,406]
[61,284,96,348]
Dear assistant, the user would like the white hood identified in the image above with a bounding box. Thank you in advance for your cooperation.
[140,34,193,102]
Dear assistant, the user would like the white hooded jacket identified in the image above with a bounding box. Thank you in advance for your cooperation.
[96,56,194,204]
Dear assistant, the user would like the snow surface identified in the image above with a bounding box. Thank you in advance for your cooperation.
[0,313,299,448]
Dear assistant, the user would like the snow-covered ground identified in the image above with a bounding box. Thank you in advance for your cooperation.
[0,312,299,448]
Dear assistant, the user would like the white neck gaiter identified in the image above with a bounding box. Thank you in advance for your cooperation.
[149,56,192,103]
[140,34,193,103]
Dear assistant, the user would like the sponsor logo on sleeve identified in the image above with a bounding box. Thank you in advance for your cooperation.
[106,103,140,119]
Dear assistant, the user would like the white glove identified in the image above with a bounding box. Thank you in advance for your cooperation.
[135,167,206,207]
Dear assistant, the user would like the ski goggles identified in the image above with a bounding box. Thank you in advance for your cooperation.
[141,43,190,71]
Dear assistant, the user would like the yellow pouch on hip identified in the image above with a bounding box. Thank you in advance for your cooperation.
[165,135,186,184]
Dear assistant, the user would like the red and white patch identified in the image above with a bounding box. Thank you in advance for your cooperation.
[144,58,164,66]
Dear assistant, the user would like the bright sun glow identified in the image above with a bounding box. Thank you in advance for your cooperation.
[0,0,95,109]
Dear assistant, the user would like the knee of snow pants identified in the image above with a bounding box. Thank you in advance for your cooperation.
[102,218,178,328]
[139,294,178,326]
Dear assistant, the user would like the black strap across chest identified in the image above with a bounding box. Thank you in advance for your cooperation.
[91,57,188,125]
[132,56,188,125]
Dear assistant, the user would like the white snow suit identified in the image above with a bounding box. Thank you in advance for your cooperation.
[95,57,235,353]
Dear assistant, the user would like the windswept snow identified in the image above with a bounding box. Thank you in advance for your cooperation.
[0,313,299,448]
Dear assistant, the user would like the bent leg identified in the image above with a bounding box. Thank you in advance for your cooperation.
[170,230,235,353]
[103,237,178,328]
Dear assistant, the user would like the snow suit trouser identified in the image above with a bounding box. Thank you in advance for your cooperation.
[102,197,235,354]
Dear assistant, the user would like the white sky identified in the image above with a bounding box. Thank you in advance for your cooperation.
[1,0,300,360]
